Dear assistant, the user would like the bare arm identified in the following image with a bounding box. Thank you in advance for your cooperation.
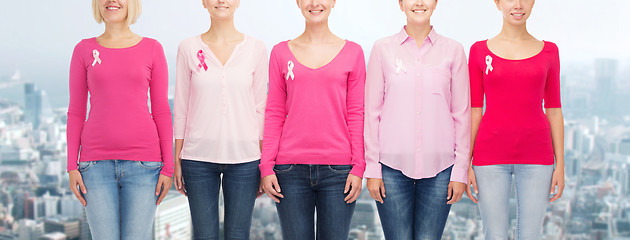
[546,108,565,202]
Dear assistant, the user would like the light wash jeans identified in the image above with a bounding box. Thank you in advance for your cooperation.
[79,160,162,240]
[473,164,554,240]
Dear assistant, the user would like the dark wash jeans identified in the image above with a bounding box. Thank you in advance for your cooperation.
[181,159,260,240]
[274,164,356,240]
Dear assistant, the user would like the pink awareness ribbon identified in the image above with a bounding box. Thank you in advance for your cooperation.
[197,50,208,71]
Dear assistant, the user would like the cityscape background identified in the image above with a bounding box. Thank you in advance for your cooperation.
[0,1,629,239]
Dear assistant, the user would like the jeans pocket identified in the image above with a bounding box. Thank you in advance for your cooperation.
[136,161,163,170]
[328,165,352,173]
[273,164,294,173]
[78,161,95,172]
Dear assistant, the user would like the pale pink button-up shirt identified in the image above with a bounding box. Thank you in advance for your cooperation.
[364,27,471,183]
[174,35,268,163]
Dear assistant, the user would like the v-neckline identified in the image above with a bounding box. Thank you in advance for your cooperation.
[285,40,348,71]
[198,35,247,68]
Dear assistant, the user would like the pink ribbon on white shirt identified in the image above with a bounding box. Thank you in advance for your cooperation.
[485,55,493,75]
[197,50,208,71]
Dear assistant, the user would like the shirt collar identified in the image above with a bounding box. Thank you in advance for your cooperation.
[396,25,439,45]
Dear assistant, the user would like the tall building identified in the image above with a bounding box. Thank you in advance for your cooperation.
[594,59,618,117]
[153,193,192,240]
[44,218,80,240]
[24,83,43,129]
[18,219,43,240]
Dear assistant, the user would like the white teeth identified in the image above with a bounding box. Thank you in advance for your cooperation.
[310,10,323,13]
[513,13,524,16]
[413,10,427,13]
[107,7,120,10]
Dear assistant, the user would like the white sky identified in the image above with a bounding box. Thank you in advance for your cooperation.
[0,0,628,104]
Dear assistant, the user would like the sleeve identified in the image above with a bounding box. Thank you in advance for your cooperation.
[544,43,562,108]
[259,46,287,178]
[66,41,88,172]
[150,40,174,177]
[469,43,485,108]
[449,44,472,184]
[347,45,367,178]
[363,42,385,179]
[173,42,191,140]
[253,43,270,140]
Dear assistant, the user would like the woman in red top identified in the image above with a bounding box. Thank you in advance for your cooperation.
[466,0,565,239]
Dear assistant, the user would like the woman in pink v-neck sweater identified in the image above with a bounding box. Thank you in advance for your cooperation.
[259,1,366,239]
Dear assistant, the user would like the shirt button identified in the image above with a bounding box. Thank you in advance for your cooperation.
[417,73,421,77]
[416,148,421,152]
[417,112,420,115]
[417,130,420,133]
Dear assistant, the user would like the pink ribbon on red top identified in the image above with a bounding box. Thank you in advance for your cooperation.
[197,50,208,71]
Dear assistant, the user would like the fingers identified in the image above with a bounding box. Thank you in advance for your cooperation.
[345,180,361,203]
[380,183,386,199]
[156,179,171,205]
[262,176,284,203]
[465,187,477,204]
[174,176,187,196]
[344,178,351,194]
[549,182,564,202]
[447,184,464,205]
[466,178,478,204]
[447,184,453,201]
[70,183,86,207]
[256,184,265,198]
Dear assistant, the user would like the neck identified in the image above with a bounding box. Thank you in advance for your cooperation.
[498,20,530,40]
[102,22,134,39]
[301,20,334,43]
[405,21,432,41]
[205,17,240,41]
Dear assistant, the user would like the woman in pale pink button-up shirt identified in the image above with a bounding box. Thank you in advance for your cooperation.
[364,0,471,239]
[172,0,268,239]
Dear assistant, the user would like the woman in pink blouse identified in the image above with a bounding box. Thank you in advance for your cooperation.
[364,0,471,239]
[172,0,268,239]
[259,0,366,239]
[465,0,565,239]
[67,0,172,239]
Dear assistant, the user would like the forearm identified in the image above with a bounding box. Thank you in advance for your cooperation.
[546,108,565,168]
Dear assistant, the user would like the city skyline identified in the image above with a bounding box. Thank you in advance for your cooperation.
[1,1,629,108]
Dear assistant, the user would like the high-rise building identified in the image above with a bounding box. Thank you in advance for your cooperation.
[153,193,192,240]
[594,59,618,117]
[24,83,43,129]
[18,219,43,240]
[44,218,80,240]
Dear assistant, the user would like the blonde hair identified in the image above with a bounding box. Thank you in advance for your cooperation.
[92,0,142,25]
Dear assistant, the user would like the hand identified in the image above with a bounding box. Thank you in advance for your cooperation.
[156,174,172,205]
[367,178,386,204]
[549,167,565,202]
[68,170,87,206]
[172,159,186,196]
[344,174,362,203]
[261,174,284,203]
[465,166,479,203]
[447,181,466,204]
[256,182,265,198]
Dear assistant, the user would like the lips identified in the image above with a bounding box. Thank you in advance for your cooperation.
[106,6,121,10]
[412,9,427,13]
[309,10,324,13]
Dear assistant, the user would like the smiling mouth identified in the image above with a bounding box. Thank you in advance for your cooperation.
[309,10,323,13]
[106,6,121,10]
[511,13,525,17]
[412,9,427,13]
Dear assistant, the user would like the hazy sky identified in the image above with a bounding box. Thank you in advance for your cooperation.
[0,0,629,107]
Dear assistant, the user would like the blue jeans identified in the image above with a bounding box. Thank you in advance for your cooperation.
[376,164,453,240]
[181,159,260,240]
[79,160,161,240]
[274,164,356,240]
[473,164,554,240]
